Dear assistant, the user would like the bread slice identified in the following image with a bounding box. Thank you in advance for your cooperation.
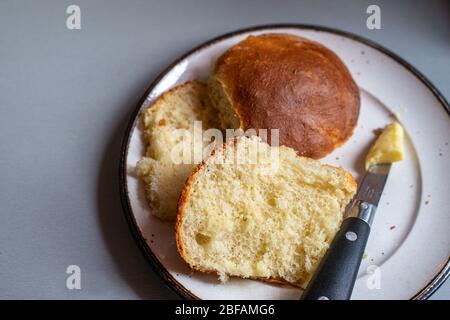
[136,81,219,220]
[176,136,356,287]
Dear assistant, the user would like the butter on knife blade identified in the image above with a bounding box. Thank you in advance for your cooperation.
[365,122,405,169]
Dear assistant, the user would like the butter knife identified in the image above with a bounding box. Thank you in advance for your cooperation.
[301,163,391,300]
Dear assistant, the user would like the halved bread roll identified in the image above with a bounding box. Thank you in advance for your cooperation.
[209,33,360,159]
[176,136,356,287]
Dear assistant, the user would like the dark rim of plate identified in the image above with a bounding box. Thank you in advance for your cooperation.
[118,23,450,300]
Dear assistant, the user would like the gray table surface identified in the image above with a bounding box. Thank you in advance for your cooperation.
[0,0,448,300]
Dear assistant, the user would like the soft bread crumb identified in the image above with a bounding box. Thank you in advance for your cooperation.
[176,136,357,287]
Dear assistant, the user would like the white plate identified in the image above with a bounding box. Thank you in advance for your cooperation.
[119,25,450,300]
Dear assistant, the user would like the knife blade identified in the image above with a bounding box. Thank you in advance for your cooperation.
[353,163,391,206]
[302,163,392,300]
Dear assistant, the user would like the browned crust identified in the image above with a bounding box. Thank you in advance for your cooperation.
[212,33,360,159]
[175,136,357,288]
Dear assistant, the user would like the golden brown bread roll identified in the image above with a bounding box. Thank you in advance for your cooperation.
[208,33,360,159]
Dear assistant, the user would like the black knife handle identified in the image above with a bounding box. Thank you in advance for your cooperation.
[301,217,370,300]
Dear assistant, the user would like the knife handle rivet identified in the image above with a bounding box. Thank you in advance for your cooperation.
[317,296,330,300]
[360,202,369,210]
[345,231,358,241]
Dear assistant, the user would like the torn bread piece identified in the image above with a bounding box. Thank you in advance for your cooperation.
[136,81,220,220]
